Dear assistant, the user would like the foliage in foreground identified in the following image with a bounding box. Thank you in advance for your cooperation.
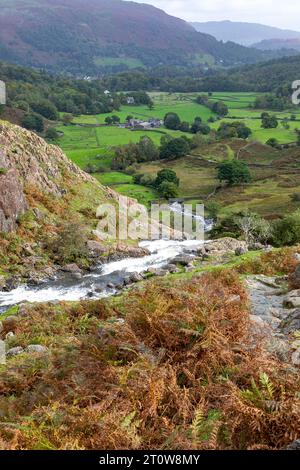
[0,269,299,450]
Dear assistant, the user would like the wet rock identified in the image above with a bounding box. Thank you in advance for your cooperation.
[61,263,82,274]
[123,276,132,286]
[71,272,83,280]
[7,347,24,357]
[283,290,300,309]
[87,240,107,256]
[171,255,194,266]
[26,345,48,354]
[107,283,115,289]
[86,291,94,298]
[130,272,143,283]
[94,287,104,294]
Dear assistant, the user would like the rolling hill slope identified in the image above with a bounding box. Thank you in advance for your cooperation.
[0,0,267,74]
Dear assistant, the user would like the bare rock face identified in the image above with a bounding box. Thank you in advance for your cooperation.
[0,151,28,232]
[0,120,93,233]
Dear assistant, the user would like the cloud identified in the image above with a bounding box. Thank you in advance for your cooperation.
[128,0,300,30]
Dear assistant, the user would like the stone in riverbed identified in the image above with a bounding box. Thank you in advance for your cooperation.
[129,272,144,283]
[87,240,107,256]
[171,255,194,266]
[61,263,82,274]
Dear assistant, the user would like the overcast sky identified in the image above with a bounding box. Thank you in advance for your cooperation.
[129,0,300,31]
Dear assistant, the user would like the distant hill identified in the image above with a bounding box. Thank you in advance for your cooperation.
[253,38,300,51]
[0,0,274,75]
[200,55,300,93]
[191,20,300,47]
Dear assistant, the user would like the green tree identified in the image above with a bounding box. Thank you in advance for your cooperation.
[105,116,113,125]
[155,169,179,188]
[218,160,252,186]
[158,181,179,199]
[45,128,59,140]
[160,137,190,160]
[21,113,44,132]
[164,112,181,130]
[272,210,300,246]
[261,113,278,129]
[30,99,58,120]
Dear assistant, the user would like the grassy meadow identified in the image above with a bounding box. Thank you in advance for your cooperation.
[54,91,300,209]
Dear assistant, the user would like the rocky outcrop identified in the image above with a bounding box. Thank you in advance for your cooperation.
[0,120,94,233]
[0,120,91,195]
[204,237,248,254]
[0,153,28,231]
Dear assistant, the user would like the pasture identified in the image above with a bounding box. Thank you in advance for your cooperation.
[54,91,300,206]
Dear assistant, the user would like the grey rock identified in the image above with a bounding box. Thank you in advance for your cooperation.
[293,253,300,262]
[130,272,143,283]
[87,240,107,256]
[26,344,48,354]
[61,263,82,274]
[235,246,248,256]
[291,349,300,366]
[283,290,300,309]
[7,347,24,357]
[71,272,83,280]
[286,439,300,450]
[205,237,247,254]
[163,264,179,274]
[123,276,132,286]
[171,255,194,266]
[280,309,300,334]
[107,283,115,289]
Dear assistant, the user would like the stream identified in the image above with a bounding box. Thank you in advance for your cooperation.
[0,205,212,312]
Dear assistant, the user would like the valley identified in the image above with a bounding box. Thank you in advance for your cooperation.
[52,91,300,215]
[0,0,300,456]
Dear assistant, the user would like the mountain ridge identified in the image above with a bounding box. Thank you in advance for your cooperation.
[191,20,300,47]
[0,0,269,74]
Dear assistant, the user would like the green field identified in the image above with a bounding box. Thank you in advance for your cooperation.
[54,91,300,207]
